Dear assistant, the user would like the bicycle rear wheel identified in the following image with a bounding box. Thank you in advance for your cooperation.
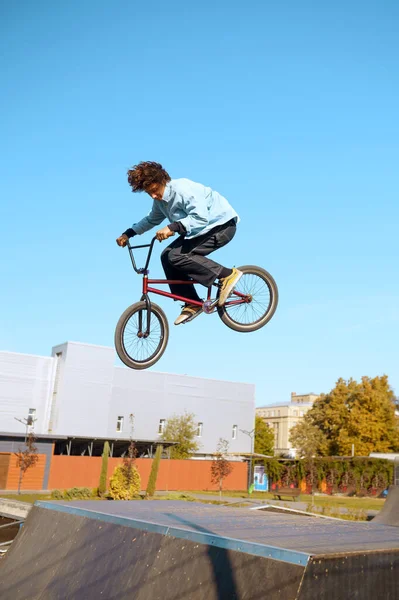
[217,265,278,332]
[115,301,169,369]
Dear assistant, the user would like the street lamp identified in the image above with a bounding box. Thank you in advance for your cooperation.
[240,428,255,488]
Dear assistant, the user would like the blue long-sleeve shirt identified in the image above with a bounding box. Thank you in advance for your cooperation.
[130,178,239,239]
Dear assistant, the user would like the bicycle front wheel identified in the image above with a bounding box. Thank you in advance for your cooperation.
[115,301,169,369]
[217,265,278,332]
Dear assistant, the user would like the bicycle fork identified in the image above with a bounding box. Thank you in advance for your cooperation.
[138,277,152,337]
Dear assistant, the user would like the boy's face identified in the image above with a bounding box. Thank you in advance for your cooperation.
[145,183,166,201]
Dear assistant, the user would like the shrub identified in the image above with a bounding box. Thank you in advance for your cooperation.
[109,465,141,500]
[51,489,63,500]
[63,487,92,500]
[99,441,110,496]
[51,487,93,500]
[146,445,162,498]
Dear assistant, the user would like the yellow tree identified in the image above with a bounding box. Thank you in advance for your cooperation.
[307,376,399,456]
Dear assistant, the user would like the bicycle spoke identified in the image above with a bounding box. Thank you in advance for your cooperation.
[122,309,163,364]
[223,271,272,326]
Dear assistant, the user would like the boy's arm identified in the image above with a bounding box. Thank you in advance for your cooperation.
[123,201,166,238]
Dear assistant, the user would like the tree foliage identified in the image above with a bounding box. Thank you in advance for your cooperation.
[109,465,141,500]
[146,445,163,498]
[254,416,274,456]
[98,441,110,496]
[109,441,141,500]
[162,412,200,459]
[291,376,399,457]
[289,419,328,459]
[15,432,39,494]
[264,457,393,496]
[211,438,233,497]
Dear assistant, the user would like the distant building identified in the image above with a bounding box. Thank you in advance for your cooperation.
[256,392,319,456]
[0,342,255,457]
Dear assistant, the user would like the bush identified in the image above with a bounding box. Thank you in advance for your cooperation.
[51,487,93,500]
[109,465,141,500]
[51,489,63,500]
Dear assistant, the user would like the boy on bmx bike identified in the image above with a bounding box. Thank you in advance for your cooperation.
[116,161,242,325]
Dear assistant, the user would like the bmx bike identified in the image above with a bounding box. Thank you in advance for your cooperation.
[115,236,278,370]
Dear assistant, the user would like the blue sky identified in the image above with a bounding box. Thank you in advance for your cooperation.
[1,0,398,405]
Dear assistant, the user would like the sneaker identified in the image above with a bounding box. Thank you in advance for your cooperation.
[218,268,243,306]
[174,303,202,325]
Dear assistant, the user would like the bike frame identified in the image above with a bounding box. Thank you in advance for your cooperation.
[127,237,249,334]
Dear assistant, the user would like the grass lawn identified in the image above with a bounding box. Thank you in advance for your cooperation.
[187,490,385,512]
[0,494,52,504]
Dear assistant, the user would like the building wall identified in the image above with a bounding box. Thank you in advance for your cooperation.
[0,343,255,455]
[111,367,254,454]
[50,342,114,437]
[47,456,247,491]
[0,351,55,434]
[256,402,313,455]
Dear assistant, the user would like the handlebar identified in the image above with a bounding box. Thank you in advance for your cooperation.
[126,236,157,274]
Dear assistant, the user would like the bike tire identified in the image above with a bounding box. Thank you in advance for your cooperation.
[217,265,278,333]
[115,301,169,370]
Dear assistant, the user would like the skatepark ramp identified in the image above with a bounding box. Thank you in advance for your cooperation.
[0,500,399,599]
[372,485,399,527]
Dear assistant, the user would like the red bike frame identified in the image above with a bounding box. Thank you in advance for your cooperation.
[127,237,249,333]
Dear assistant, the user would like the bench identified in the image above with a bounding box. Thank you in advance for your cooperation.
[273,488,301,501]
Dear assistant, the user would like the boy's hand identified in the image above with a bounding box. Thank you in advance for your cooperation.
[116,234,129,247]
[156,226,175,241]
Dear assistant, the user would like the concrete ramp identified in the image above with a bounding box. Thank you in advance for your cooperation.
[1,500,399,599]
[372,485,399,526]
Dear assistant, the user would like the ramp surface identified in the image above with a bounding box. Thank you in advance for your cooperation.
[372,485,399,526]
[0,500,398,600]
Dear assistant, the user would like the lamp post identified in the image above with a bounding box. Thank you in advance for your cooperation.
[240,428,255,489]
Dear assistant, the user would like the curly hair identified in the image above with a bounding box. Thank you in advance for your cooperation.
[127,161,171,192]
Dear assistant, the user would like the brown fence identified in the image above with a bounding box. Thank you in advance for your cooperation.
[48,456,247,492]
[4,453,47,491]
[0,454,11,489]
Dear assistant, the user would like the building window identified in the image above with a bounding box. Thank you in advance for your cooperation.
[293,410,298,416]
[232,425,237,439]
[116,416,124,432]
[158,419,166,435]
[28,408,36,426]
[299,410,304,417]
[277,410,281,416]
[197,422,203,437]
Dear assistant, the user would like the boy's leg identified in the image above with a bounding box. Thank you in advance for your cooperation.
[161,237,202,303]
[163,219,237,291]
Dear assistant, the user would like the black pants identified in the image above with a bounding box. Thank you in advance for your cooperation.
[161,219,237,302]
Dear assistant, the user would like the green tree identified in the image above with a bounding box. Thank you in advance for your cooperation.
[162,412,200,458]
[146,445,163,498]
[289,419,328,459]
[305,376,399,456]
[98,441,110,496]
[254,416,274,456]
[211,438,233,498]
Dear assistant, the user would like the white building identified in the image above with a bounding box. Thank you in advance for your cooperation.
[0,342,255,456]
